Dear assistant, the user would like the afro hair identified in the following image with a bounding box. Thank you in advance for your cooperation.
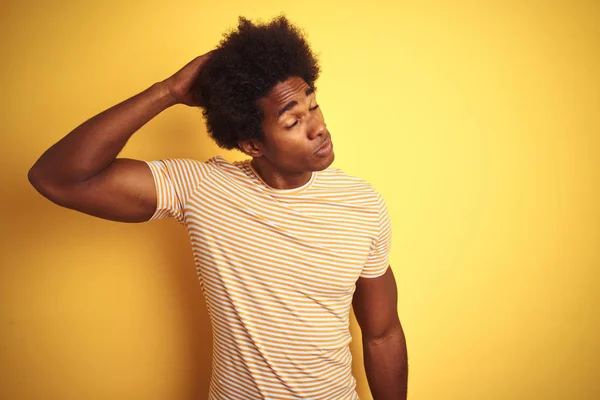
[192,15,320,150]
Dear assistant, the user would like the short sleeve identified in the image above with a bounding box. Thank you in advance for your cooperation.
[360,192,393,278]
[144,158,214,224]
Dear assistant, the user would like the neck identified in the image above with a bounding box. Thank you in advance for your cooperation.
[251,157,312,190]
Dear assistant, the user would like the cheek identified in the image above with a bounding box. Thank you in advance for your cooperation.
[269,133,312,158]
[274,135,302,152]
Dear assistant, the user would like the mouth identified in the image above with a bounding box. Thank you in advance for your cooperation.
[314,136,332,154]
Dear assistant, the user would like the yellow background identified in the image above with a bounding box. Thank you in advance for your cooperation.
[1,0,599,399]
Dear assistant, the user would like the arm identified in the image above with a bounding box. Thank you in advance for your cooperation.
[353,266,408,400]
[27,52,212,222]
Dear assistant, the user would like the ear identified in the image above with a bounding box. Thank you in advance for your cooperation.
[237,139,263,157]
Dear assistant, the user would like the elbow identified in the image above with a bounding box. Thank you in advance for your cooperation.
[28,164,44,191]
[28,164,53,193]
[363,321,404,345]
[28,165,64,204]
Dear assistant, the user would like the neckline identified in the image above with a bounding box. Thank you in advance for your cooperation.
[246,160,316,194]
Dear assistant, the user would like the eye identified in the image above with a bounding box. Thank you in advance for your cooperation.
[285,105,320,129]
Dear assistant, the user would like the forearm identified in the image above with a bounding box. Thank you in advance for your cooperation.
[363,328,408,400]
[29,81,175,186]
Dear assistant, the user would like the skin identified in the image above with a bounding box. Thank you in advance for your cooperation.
[238,76,334,189]
[28,51,407,399]
[27,53,215,222]
[354,268,408,399]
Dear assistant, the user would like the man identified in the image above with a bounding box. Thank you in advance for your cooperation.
[28,16,408,400]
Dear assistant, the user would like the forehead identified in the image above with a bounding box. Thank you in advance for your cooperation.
[258,77,310,113]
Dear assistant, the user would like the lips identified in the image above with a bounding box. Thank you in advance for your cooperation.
[314,136,331,154]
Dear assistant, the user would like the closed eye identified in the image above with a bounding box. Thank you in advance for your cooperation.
[286,105,320,129]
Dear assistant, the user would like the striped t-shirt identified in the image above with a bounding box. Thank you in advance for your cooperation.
[144,156,392,399]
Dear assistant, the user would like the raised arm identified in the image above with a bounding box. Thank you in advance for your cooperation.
[28,52,212,222]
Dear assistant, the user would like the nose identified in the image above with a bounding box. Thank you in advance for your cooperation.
[307,114,326,140]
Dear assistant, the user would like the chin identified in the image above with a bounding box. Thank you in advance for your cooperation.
[312,151,335,171]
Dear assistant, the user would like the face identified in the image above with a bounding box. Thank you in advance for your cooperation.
[239,76,334,173]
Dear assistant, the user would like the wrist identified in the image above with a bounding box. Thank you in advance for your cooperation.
[152,81,178,109]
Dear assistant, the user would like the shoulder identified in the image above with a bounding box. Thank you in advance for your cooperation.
[317,166,380,197]
[315,166,387,217]
[148,155,246,175]
[146,158,217,180]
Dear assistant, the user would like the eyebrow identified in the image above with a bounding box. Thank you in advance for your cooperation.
[277,87,315,119]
